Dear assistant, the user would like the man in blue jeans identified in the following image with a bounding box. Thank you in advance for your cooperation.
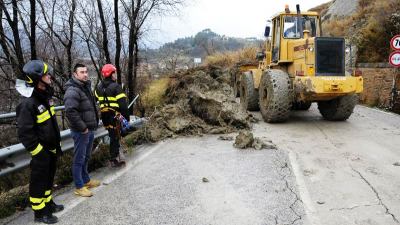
[64,63,100,197]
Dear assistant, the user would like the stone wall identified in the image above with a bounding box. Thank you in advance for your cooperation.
[357,63,400,110]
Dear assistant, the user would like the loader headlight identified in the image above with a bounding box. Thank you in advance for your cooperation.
[308,47,314,52]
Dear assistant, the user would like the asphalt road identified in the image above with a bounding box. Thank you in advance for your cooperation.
[251,104,400,225]
[3,131,303,225]
[3,104,400,225]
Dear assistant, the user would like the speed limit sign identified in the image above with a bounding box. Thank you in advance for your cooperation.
[391,35,400,50]
[389,51,400,67]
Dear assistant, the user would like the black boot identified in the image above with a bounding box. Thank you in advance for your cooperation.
[34,214,58,224]
[49,201,64,213]
[109,159,124,168]
[34,209,58,224]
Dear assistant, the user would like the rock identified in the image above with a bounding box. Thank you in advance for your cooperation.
[234,131,254,149]
[218,136,234,141]
[252,138,266,150]
[317,201,325,205]
[393,162,400,166]
[166,118,192,133]
[208,127,230,134]
[202,177,209,183]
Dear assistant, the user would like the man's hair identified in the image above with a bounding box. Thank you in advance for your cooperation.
[73,63,86,72]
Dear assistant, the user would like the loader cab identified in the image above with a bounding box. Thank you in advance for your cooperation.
[269,10,320,64]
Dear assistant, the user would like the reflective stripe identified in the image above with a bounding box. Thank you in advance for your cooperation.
[36,106,55,123]
[30,197,43,204]
[44,195,52,203]
[100,103,119,108]
[97,94,126,101]
[50,149,56,154]
[115,93,126,100]
[31,143,43,156]
[98,96,117,101]
[45,190,51,196]
[43,63,48,74]
[32,201,46,210]
[100,107,116,112]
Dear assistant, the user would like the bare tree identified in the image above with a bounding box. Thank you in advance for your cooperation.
[96,0,111,63]
[0,0,25,77]
[121,0,184,113]
[114,0,123,83]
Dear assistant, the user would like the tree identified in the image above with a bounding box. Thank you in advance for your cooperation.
[121,0,185,113]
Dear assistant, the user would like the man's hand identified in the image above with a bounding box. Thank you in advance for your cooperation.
[82,128,89,134]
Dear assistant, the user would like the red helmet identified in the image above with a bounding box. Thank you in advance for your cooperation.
[101,64,116,78]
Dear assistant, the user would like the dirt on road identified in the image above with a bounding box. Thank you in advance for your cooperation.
[126,66,253,145]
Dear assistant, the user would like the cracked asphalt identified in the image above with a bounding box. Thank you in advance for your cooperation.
[251,105,400,225]
[3,104,400,225]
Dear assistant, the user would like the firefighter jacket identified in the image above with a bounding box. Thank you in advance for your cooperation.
[16,89,61,156]
[95,78,129,127]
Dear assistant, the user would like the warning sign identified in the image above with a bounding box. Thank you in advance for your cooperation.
[391,35,400,51]
[389,51,400,67]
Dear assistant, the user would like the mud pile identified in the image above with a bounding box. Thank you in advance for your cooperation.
[125,66,252,145]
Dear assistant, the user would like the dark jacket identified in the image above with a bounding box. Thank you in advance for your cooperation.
[95,78,129,127]
[17,89,61,155]
[64,77,99,132]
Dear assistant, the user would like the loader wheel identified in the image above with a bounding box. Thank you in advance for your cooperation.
[240,72,259,111]
[317,95,358,121]
[292,101,312,110]
[259,70,293,123]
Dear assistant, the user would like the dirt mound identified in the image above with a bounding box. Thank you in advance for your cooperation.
[125,66,252,145]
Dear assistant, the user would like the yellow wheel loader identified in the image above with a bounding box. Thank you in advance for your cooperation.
[239,4,363,122]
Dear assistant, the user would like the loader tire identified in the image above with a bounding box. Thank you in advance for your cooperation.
[317,95,358,121]
[292,101,312,110]
[240,72,259,111]
[259,70,293,123]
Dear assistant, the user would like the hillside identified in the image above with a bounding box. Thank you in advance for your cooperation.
[311,0,400,63]
[141,29,262,75]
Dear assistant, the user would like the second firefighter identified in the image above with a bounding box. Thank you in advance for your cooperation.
[95,64,129,167]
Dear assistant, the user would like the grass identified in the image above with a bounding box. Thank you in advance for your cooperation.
[141,77,170,113]
[204,47,258,68]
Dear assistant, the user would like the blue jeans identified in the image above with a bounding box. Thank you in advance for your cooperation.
[71,130,94,188]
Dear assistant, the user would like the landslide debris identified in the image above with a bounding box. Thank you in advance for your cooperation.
[233,131,277,150]
[125,66,253,145]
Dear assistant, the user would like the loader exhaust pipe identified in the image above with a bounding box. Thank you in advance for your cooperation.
[296,4,303,38]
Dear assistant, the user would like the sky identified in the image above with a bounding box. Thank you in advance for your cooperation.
[145,0,332,48]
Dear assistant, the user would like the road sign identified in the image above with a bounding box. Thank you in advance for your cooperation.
[391,35,400,51]
[389,51,400,67]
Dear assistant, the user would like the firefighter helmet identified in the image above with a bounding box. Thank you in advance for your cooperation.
[16,60,53,97]
[101,64,116,78]
[22,60,52,86]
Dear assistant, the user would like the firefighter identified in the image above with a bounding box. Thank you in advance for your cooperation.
[95,64,129,167]
[16,60,64,224]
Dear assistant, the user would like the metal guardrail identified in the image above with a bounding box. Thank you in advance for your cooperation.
[0,106,65,120]
[0,106,108,177]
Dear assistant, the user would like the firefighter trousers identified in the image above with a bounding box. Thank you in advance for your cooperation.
[107,127,120,160]
[29,149,57,217]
